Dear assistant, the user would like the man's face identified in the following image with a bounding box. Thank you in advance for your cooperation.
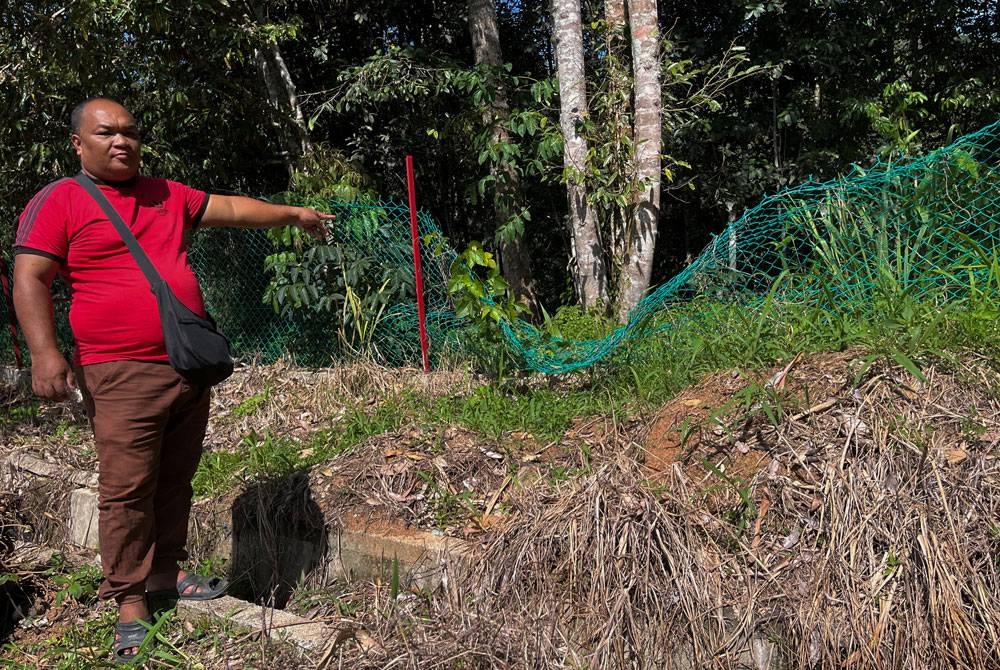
[71,100,141,181]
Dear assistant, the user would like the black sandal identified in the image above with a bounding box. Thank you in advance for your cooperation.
[113,618,152,664]
[175,572,228,601]
[146,572,228,608]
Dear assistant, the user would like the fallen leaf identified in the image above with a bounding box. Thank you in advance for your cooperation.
[946,449,968,465]
[386,491,424,502]
[355,629,384,656]
[682,398,703,407]
[379,461,410,476]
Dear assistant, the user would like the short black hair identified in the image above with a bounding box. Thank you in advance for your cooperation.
[70,97,123,134]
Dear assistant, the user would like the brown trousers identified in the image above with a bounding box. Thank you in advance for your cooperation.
[78,360,209,602]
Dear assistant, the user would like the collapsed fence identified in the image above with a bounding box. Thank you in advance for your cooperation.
[505,119,1000,372]
[3,118,1000,373]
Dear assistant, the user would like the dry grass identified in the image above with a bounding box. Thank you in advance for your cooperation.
[4,353,1000,669]
[206,358,481,453]
[317,352,1000,670]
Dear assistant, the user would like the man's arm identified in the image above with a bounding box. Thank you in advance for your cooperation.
[13,254,74,400]
[200,195,333,240]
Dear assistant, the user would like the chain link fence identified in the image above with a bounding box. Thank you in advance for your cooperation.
[1,198,462,370]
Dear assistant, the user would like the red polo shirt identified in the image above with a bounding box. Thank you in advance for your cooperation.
[14,175,210,365]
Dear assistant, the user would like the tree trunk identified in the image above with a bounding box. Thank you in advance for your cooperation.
[255,39,311,174]
[552,0,610,309]
[615,0,660,321]
[468,0,538,314]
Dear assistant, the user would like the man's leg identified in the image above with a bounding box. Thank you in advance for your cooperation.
[79,361,195,619]
[148,382,210,588]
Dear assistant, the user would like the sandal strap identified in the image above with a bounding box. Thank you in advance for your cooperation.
[115,619,152,659]
[176,572,228,599]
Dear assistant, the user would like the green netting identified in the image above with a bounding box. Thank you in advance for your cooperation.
[3,119,1000,373]
[500,119,1000,373]
[188,199,462,367]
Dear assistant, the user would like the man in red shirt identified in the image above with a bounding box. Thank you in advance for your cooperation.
[13,97,333,662]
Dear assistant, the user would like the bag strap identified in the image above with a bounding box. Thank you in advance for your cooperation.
[73,172,162,288]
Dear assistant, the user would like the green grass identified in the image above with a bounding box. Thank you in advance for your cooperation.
[1,602,299,669]
[192,401,408,498]
[190,283,1000,500]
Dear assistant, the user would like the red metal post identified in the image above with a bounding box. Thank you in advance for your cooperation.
[406,155,431,373]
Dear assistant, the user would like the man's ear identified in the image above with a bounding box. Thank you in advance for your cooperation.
[70,133,82,155]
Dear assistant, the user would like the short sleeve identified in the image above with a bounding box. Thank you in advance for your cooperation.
[14,179,72,263]
[174,182,209,229]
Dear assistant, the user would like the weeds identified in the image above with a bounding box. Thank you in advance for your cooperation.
[48,560,101,608]
[416,469,478,529]
[231,389,271,419]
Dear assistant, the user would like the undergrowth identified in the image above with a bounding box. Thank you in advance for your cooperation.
[187,279,1000,500]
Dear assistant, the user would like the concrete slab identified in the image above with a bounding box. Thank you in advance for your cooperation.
[62,481,466,600]
[331,526,464,588]
[69,487,100,549]
[4,453,98,488]
[176,595,333,651]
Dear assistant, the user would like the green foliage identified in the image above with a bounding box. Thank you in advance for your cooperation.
[851,81,930,157]
[324,32,762,312]
[193,403,407,498]
[232,390,270,419]
[287,144,369,201]
[45,555,102,608]
[701,458,757,540]
[541,305,617,341]
[416,470,477,529]
[261,197,418,364]
[0,0,292,236]
[193,555,229,580]
[447,241,528,375]
[1,587,294,668]
[326,46,563,246]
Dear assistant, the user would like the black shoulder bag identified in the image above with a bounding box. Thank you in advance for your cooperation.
[74,173,234,388]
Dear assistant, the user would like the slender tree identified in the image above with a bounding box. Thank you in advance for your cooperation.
[249,3,312,173]
[597,0,633,294]
[615,0,661,320]
[256,43,312,168]
[552,0,609,309]
[468,0,538,313]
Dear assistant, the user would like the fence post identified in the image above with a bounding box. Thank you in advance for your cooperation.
[406,155,431,373]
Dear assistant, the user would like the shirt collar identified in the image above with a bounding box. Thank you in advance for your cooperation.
[78,170,139,188]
